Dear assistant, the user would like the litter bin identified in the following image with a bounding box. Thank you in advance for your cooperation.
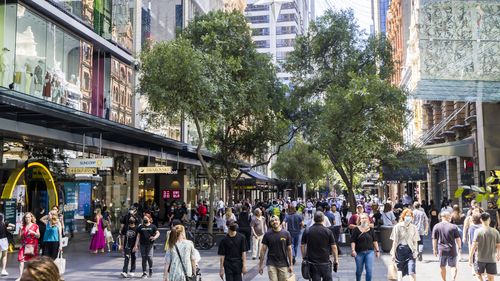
[379,225,394,253]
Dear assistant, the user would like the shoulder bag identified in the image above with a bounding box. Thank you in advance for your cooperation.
[23,225,36,256]
[301,228,311,279]
[175,244,197,281]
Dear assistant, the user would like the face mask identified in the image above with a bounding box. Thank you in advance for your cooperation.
[361,222,369,228]
[404,216,412,223]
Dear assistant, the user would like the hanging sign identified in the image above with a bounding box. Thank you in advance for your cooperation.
[138,166,172,174]
[67,167,97,174]
[68,158,114,168]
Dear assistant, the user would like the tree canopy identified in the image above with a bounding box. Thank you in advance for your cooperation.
[286,9,409,210]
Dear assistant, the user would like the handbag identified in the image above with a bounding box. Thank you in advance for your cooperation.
[286,273,296,281]
[301,260,311,279]
[55,251,66,274]
[174,244,197,281]
[90,225,97,235]
[24,244,35,256]
[387,261,397,280]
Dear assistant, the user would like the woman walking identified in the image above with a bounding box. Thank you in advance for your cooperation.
[223,208,236,233]
[390,209,420,281]
[18,212,40,278]
[40,211,62,260]
[164,224,197,281]
[88,208,106,253]
[237,206,252,251]
[0,214,14,276]
[429,202,439,233]
[351,213,380,281]
[382,203,397,226]
[134,213,159,278]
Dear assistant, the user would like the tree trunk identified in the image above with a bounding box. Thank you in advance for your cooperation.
[346,183,357,213]
[226,172,233,204]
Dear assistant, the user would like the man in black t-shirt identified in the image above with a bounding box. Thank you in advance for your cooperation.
[218,220,247,281]
[134,214,160,278]
[301,211,339,281]
[120,217,138,278]
[258,215,293,281]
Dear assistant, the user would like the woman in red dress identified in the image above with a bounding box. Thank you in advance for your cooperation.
[17,212,40,278]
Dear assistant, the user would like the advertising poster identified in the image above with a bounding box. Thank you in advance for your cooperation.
[64,182,77,234]
[3,199,16,226]
[77,182,91,217]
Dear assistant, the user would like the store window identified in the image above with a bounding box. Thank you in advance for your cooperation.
[110,57,133,126]
[0,1,16,88]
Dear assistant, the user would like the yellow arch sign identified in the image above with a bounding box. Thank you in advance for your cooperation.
[1,162,58,208]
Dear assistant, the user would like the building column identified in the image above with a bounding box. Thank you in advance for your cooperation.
[456,157,464,209]
[446,159,458,204]
[131,154,140,205]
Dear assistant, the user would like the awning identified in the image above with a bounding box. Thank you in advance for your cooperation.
[235,168,276,185]
[423,137,474,157]
[382,165,428,181]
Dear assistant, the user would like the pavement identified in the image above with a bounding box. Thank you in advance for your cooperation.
[0,230,495,281]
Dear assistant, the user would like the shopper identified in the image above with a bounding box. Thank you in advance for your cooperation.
[390,209,420,281]
[18,212,40,279]
[237,206,252,251]
[432,211,461,281]
[218,220,248,281]
[164,225,197,281]
[382,203,397,226]
[0,214,14,276]
[301,211,339,281]
[349,205,366,230]
[412,202,429,261]
[134,213,159,278]
[468,212,500,281]
[88,208,106,253]
[223,208,236,233]
[429,202,439,233]
[250,208,267,260]
[120,216,138,278]
[40,211,62,260]
[329,205,342,248]
[467,210,484,279]
[258,215,293,281]
[284,206,302,265]
[350,213,379,281]
[20,256,62,281]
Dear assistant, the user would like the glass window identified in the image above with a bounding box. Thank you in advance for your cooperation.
[246,15,269,24]
[252,27,269,36]
[277,13,297,23]
[276,26,296,35]
[255,40,270,48]
[95,0,112,39]
[0,2,17,88]
[14,6,47,97]
[245,4,268,12]
[45,23,65,104]
[63,32,82,111]
[112,0,134,53]
[276,38,295,47]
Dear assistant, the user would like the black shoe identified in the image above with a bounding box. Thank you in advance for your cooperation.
[252,257,256,260]
[417,253,422,261]
[149,269,153,278]
[293,257,296,265]
[141,272,148,279]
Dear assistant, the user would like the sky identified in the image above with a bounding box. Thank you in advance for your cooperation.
[315,0,373,33]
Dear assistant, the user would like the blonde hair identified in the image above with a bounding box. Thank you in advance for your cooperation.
[23,256,62,281]
[22,212,36,226]
[225,208,233,219]
[168,225,185,250]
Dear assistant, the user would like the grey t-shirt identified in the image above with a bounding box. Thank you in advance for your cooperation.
[250,216,266,236]
[432,221,460,256]
[474,227,500,263]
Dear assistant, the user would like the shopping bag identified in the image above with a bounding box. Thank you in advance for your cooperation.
[61,237,69,248]
[90,225,97,235]
[387,262,397,280]
[340,233,346,243]
[55,252,66,274]
[286,273,296,281]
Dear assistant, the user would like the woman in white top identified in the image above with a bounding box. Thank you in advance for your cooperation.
[222,208,236,233]
[390,209,420,281]
[164,225,197,281]
[382,203,397,226]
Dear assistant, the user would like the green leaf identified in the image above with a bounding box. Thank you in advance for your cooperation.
[486,176,496,184]
[497,197,500,207]
[476,193,484,202]
[454,187,465,198]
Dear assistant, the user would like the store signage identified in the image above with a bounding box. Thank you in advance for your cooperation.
[66,167,97,174]
[3,199,16,226]
[138,166,172,174]
[68,158,114,168]
[162,189,181,199]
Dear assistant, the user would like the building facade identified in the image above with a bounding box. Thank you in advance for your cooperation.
[372,0,391,34]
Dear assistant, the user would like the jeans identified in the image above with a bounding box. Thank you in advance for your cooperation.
[310,263,333,281]
[354,250,374,281]
[140,244,153,273]
[252,234,263,258]
[290,232,301,258]
[122,250,136,273]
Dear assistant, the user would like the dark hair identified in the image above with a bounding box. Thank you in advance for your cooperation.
[314,211,324,223]
[128,217,136,224]
[22,256,62,281]
[383,203,392,213]
[472,213,482,224]
[480,212,491,222]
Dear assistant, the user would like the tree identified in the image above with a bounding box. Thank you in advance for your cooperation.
[286,9,408,211]
[140,11,288,232]
[272,139,326,195]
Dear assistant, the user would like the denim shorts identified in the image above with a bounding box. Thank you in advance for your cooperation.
[439,255,457,267]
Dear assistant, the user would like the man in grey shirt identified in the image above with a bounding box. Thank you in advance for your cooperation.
[469,212,500,281]
[432,211,461,281]
[413,202,429,261]
[284,206,302,265]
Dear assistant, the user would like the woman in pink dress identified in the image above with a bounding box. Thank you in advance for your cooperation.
[88,208,106,253]
[18,212,40,277]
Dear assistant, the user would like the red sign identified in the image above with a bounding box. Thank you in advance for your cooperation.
[162,190,181,199]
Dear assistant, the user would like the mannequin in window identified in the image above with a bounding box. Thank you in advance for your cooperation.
[34,61,44,92]
[42,69,52,98]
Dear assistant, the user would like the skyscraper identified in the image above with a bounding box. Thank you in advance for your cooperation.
[372,0,391,34]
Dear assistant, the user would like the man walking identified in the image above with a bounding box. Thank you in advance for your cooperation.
[301,211,339,281]
[468,212,500,281]
[432,211,461,281]
[413,202,429,261]
[284,206,303,265]
[258,215,293,281]
[218,220,248,281]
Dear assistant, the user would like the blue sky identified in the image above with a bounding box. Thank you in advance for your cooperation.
[315,0,373,33]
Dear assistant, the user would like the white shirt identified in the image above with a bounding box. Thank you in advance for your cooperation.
[307,218,331,228]
[382,211,397,226]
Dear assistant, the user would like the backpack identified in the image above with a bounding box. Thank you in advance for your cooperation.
[272,205,281,216]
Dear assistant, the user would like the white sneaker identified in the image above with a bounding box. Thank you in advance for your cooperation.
[128,273,135,278]
[1,270,8,276]
[120,272,128,278]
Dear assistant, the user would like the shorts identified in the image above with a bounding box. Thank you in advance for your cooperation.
[439,255,457,267]
[475,262,497,275]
